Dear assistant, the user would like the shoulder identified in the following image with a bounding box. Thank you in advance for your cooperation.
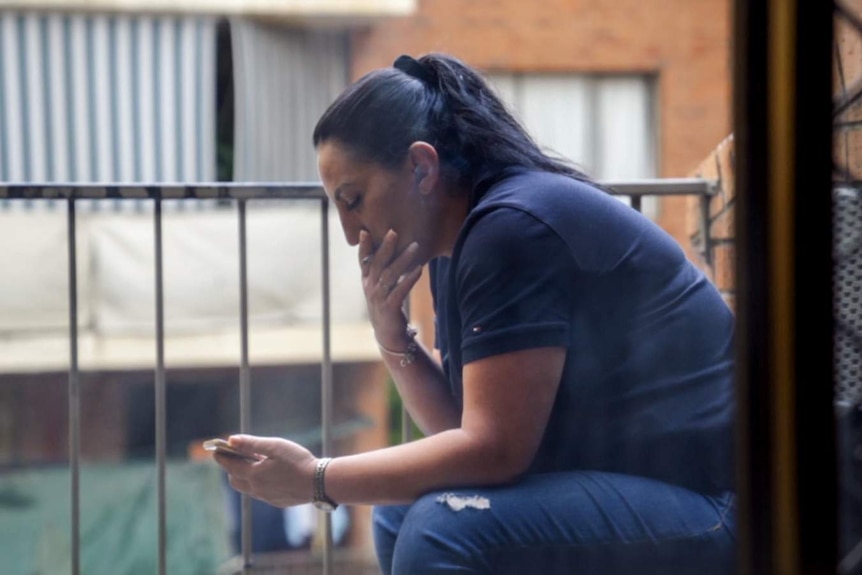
[459,205,563,259]
[474,170,603,209]
[470,170,638,236]
[463,170,697,277]
[452,205,574,291]
[460,170,649,272]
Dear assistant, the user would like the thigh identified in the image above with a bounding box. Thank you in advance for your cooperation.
[374,471,736,575]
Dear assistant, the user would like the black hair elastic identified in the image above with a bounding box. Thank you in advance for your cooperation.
[393,54,436,86]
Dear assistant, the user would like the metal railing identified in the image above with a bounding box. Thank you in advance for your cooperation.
[0,177,717,575]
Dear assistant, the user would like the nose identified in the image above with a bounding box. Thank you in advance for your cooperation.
[337,210,363,247]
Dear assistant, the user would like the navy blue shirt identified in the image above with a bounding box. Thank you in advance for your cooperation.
[430,170,735,494]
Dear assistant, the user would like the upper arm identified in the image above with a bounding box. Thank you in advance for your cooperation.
[453,208,576,477]
[455,207,575,364]
[461,346,566,477]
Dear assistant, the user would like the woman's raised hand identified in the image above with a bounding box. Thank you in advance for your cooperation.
[358,229,423,350]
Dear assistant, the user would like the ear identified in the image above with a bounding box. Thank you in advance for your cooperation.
[406,141,439,195]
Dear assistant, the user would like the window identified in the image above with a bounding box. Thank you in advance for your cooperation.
[488,73,658,215]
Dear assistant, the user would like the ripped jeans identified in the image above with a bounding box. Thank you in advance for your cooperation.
[372,471,736,575]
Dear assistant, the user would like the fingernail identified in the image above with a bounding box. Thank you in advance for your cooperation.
[359,230,368,241]
[408,242,419,251]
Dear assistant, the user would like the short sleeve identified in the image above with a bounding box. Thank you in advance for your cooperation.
[455,207,575,364]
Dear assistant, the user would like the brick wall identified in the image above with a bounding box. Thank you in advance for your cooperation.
[684,1,862,314]
[835,1,862,184]
[689,134,736,309]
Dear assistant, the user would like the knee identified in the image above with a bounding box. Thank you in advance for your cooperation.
[373,504,408,541]
[390,492,483,575]
[372,504,411,575]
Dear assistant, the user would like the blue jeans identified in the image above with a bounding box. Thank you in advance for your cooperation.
[372,471,736,575]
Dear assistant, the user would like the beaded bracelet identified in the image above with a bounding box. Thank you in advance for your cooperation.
[377,324,419,367]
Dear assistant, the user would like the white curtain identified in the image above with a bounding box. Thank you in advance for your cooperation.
[487,72,657,214]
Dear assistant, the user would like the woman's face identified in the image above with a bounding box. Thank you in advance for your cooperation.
[317,139,437,264]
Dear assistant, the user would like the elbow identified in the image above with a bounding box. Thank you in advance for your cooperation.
[472,440,535,484]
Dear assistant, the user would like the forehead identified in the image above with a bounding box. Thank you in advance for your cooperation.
[318,141,354,182]
[319,142,374,203]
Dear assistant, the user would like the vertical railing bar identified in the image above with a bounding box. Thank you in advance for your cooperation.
[630,195,643,213]
[238,200,253,574]
[320,198,334,575]
[401,407,414,442]
[153,193,167,575]
[66,198,81,575]
[402,296,413,443]
[699,192,714,269]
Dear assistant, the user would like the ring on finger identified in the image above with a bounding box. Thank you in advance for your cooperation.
[361,255,373,266]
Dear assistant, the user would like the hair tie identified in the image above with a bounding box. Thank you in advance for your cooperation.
[393,54,436,87]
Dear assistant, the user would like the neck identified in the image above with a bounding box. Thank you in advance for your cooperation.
[433,190,470,258]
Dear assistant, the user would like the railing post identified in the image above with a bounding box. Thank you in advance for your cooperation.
[66,197,81,575]
[154,193,167,575]
[238,199,253,574]
[320,198,334,575]
[402,296,413,443]
[699,192,714,269]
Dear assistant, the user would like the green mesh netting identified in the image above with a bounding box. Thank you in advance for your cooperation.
[0,460,232,575]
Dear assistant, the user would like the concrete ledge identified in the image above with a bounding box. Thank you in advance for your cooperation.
[0,322,380,373]
[0,0,416,22]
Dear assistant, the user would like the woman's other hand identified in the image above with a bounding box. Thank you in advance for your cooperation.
[214,434,318,508]
[359,229,422,349]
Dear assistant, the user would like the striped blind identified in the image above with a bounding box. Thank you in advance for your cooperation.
[0,12,217,189]
[230,20,348,182]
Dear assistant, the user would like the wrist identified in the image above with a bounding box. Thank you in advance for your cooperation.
[312,457,338,512]
[373,319,411,351]
[376,324,419,366]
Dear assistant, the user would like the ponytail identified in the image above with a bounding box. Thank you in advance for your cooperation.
[313,52,596,204]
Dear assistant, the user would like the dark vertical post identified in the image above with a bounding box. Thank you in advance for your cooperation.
[66,198,81,575]
[793,0,837,572]
[733,0,836,574]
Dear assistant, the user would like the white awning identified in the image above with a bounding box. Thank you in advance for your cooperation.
[0,1,416,23]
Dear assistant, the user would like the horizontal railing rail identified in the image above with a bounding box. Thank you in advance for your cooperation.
[0,178,716,200]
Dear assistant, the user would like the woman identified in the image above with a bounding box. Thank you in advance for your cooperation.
[214,52,736,575]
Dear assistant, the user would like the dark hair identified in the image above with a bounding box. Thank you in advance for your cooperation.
[312,52,596,203]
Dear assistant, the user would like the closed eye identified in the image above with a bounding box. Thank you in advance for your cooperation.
[334,186,362,212]
[345,195,362,211]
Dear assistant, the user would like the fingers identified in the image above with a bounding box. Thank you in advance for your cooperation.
[358,229,421,305]
[378,244,419,295]
[229,475,251,493]
[375,240,419,293]
[213,451,257,478]
[387,265,423,302]
[368,229,398,278]
[360,229,403,280]
[358,231,373,277]
[228,434,276,458]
